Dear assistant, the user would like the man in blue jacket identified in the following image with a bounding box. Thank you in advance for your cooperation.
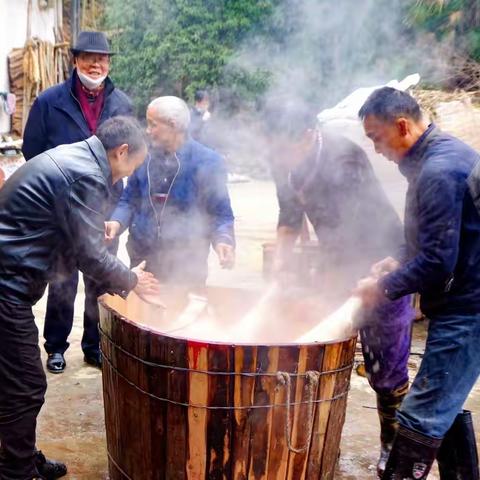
[105,96,235,285]
[357,87,480,479]
[22,31,132,373]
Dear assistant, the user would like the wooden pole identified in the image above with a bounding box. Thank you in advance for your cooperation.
[71,0,80,44]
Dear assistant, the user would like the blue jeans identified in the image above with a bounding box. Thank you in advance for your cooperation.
[398,312,480,439]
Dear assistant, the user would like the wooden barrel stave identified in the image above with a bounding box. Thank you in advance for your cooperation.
[206,343,234,479]
[231,345,257,479]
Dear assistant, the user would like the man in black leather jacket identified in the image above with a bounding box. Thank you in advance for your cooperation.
[0,116,160,480]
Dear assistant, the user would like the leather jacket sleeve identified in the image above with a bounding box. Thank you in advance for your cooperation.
[66,174,137,296]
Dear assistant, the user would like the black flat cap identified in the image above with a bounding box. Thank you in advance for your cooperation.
[71,31,116,55]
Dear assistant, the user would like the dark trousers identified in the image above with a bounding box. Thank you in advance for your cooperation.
[43,270,103,357]
[0,300,46,479]
[359,295,413,394]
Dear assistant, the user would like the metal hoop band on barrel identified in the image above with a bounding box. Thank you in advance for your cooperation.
[101,351,350,410]
[99,326,354,378]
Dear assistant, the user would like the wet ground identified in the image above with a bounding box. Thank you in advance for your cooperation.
[33,180,480,479]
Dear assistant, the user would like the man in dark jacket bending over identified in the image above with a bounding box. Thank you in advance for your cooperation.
[105,96,235,285]
[267,105,413,477]
[357,87,480,479]
[0,116,160,480]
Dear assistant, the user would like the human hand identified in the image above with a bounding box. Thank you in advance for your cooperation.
[215,243,235,269]
[104,221,121,245]
[370,256,400,279]
[353,276,382,309]
[132,261,164,307]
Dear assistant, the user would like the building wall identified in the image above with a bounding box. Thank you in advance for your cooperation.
[0,0,60,134]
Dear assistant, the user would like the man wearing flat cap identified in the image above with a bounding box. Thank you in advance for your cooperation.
[22,31,132,374]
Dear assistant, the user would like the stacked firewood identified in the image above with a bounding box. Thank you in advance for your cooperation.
[7,30,70,137]
[7,49,24,138]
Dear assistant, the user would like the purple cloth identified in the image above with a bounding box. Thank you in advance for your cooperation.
[359,295,414,394]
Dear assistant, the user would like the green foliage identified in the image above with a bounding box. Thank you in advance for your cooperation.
[103,0,277,114]
[102,0,480,115]
[409,0,480,62]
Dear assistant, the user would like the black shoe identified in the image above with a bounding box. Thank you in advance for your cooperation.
[84,352,102,369]
[34,450,67,479]
[382,425,442,479]
[46,353,66,373]
[437,410,479,480]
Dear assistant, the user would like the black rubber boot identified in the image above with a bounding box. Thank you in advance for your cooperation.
[382,425,442,479]
[34,450,67,479]
[376,382,409,478]
[437,410,479,480]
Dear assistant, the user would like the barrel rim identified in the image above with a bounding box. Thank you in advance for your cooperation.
[98,295,358,347]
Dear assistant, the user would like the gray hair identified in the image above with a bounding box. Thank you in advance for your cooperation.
[148,96,191,132]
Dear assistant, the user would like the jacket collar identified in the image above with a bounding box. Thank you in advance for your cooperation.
[84,135,114,189]
[399,123,439,179]
[51,70,116,136]
[175,136,195,163]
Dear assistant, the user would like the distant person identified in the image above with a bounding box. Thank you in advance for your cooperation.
[357,87,480,479]
[105,96,235,285]
[267,105,413,478]
[0,116,159,480]
[22,31,133,373]
[189,89,211,143]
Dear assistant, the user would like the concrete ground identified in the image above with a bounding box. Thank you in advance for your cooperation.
[34,179,480,479]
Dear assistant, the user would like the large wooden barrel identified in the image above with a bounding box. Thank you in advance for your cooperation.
[99,287,356,480]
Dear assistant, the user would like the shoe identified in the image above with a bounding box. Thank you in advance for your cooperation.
[437,410,479,480]
[34,450,67,479]
[382,425,442,479]
[46,353,66,373]
[84,352,102,369]
[376,382,409,478]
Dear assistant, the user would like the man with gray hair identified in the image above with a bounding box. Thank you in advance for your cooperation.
[105,96,235,285]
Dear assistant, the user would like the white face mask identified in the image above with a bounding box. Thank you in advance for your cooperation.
[77,70,107,90]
